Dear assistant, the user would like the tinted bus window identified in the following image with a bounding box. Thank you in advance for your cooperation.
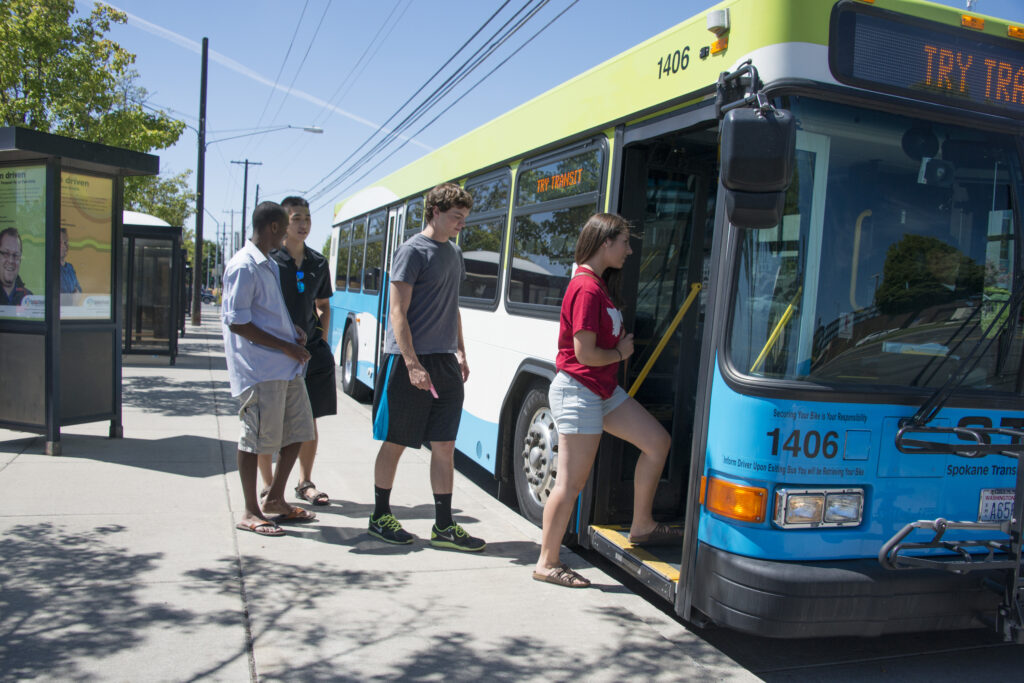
[349,219,366,291]
[470,174,511,213]
[405,197,424,241]
[334,222,351,290]
[509,203,594,306]
[364,211,385,292]
[460,219,504,301]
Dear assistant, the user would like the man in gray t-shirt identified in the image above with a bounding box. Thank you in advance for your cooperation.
[369,182,486,552]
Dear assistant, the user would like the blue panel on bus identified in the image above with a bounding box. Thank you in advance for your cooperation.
[697,358,1019,561]
[455,409,499,475]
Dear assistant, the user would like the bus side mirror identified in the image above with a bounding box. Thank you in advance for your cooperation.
[720,107,796,229]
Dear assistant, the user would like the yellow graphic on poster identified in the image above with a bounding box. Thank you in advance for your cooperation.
[60,171,113,319]
[0,164,46,320]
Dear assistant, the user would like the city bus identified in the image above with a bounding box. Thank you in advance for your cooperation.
[328,0,1024,639]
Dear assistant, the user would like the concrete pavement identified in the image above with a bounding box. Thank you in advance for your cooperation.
[0,308,754,682]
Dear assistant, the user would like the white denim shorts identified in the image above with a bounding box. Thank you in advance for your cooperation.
[548,371,629,435]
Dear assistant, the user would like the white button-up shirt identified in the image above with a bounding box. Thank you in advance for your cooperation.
[221,240,304,396]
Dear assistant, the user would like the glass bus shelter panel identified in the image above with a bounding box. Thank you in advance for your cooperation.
[509,203,595,307]
[460,218,504,302]
[126,238,174,348]
[729,97,1024,393]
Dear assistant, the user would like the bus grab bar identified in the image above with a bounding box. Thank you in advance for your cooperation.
[749,286,802,374]
[628,282,702,397]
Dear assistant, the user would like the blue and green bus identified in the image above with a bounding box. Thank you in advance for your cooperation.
[329,0,1024,638]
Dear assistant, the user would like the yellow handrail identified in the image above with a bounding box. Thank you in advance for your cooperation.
[628,282,702,397]
[749,286,802,374]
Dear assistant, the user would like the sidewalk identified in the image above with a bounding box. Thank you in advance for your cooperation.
[0,309,753,682]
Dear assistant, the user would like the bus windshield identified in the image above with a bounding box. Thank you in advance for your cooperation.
[729,97,1024,392]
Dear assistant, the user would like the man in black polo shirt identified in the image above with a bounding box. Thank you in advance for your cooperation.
[258,196,336,506]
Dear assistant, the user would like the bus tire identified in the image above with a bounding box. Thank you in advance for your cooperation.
[341,325,370,400]
[512,383,557,527]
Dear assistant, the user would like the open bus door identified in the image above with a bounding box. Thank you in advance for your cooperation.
[373,204,407,382]
[584,116,718,601]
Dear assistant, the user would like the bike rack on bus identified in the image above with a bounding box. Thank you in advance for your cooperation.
[883,423,1024,642]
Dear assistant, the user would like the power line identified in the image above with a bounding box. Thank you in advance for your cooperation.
[307,0,552,206]
[303,0,515,198]
[268,0,333,125]
[252,0,310,129]
[316,0,579,210]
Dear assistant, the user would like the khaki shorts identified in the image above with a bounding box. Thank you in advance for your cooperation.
[237,376,315,454]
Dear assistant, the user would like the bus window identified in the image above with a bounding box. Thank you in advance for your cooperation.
[729,97,1023,392]
[461,171,511,304]
[349,219,365,291]
[510,143,604,310]
[334,221,352,290]
[364,211,385,293]
[404,196,424,242]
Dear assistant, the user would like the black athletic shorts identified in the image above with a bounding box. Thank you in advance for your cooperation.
[304,337,337,418]
[372,353,464,448]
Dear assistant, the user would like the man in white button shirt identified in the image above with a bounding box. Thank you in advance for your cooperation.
[222,201,317,536]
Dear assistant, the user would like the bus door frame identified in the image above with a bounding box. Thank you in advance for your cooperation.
[375,204,406,379]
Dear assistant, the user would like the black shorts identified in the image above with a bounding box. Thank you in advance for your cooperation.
[304,338,337,418]
[372,353,464,448]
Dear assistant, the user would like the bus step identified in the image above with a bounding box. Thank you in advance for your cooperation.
[588,524,682,603]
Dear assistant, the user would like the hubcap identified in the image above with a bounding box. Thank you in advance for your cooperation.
[520,406,557,506]
[343,338,354,386]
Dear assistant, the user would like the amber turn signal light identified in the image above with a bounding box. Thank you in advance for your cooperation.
[705,476,767,523]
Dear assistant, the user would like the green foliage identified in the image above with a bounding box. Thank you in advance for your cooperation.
[321,234,331,258]
[875,234,984,314]
[0,0,191,220]
[124,171,195,227]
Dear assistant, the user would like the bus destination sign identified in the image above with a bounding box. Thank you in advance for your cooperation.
[831,5,1024,120]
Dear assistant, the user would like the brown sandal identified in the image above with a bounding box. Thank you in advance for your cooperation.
[628,523,683,547]
[532,564,591,588]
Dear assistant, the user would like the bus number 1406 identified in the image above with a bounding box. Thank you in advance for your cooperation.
[656,46,690,79]
[766,428,840,459]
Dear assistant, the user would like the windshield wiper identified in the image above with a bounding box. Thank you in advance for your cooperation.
[902,271,1024,434]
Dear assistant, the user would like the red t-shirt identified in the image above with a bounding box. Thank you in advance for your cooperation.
[555,273,624,399]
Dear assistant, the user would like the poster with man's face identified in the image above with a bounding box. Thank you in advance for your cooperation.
[60,171,113,319]
[0,164,45,320]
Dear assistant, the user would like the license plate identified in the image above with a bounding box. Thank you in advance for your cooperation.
[978,488,1015,522]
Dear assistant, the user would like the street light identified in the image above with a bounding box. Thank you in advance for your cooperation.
[189,36,324,324]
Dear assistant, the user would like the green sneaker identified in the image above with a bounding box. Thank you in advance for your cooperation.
[430,523,486,552]
[368,513,413,544]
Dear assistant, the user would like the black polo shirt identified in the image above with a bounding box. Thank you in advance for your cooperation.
[269,245,333,344]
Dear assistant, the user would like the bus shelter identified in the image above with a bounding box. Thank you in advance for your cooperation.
[0,127,158,454]
[122,211,183,364]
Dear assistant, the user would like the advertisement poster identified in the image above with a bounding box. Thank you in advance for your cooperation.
[0,164,46,321]
[60,171,113,319]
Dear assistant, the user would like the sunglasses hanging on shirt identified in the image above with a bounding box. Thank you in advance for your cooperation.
[296,270,305,293]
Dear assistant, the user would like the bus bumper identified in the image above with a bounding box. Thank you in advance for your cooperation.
[691,542,1002,638]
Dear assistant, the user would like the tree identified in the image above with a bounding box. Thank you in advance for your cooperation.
[321,234,332,258]
[0,0,189,214]
[124,171,195,227]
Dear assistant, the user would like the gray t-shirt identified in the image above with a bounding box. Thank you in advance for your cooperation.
[384,233,466,355]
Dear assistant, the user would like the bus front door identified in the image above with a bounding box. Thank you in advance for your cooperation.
[586,125,718,602]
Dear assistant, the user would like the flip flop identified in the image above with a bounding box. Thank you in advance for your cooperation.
[270,506,318,524]
[628,523,683,547]
[235,520,285,537]
[532,564,591,588]
[295,480,330,506]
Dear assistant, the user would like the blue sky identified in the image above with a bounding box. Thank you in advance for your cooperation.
[103,0,1024,254]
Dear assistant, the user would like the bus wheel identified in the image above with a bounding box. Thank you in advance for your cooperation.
[512,384,557,527]
[341,325,369,400]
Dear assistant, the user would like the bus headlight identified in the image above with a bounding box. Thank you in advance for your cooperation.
[773,488,864,528]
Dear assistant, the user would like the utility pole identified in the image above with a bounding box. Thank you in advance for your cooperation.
[223,209,238,255]
[191,36,209,326]
[231,160,262,244]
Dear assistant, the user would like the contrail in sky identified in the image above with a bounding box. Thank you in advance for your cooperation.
[110,5,434,151]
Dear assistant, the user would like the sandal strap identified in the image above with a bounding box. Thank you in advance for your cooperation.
[295,480,316,493]
[554,565,589,586]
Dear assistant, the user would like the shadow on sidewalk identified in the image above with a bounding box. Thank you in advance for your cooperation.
[122,375,232,416]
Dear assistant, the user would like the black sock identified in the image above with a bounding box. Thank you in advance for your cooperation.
[434,493,453,529]
[373,486,392,519]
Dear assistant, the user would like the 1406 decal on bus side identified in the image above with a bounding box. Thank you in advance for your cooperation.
[656,46,690,79]
[766,428,840,458]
